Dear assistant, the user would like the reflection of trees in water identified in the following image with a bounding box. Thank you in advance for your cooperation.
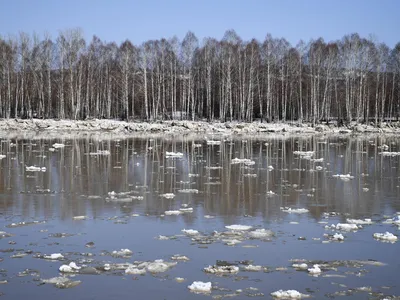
[0,135,399,222]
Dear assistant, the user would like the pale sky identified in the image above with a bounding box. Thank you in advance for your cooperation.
[1,0,399,47]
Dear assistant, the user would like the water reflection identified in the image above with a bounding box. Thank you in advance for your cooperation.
[0,135,399,223]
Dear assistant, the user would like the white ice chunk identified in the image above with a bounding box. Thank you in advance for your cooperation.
[146,259,177,273]
[204,265,239,274]
[178,189,199,194]
[160,193,175,199]
[182,229,199,235]
[271,289,305,298]
[188,281,212,293]
[373,232,397,242]
[308,264,321,275]
[248,229,274,238]
[44,253,64,260]
[231,158,255,166]
[243,265,263,271]
[26,166,46,172]
[292,263,308,270]
[112,248,133,256]
[166,151,183,158]
[125,266,146,275]
[59,262,81,273]
[52,143,65,148]
[332,233,344,241]
[333,174,354,180]
[165,210,182,215]
[280,207,309,214]
[89,150,110,156]
[225,224,252,231]
[346,218,373,225]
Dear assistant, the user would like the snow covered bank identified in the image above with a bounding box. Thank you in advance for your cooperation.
[1,119,400,139]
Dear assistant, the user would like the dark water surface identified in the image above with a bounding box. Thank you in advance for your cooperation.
[0,134,399,299]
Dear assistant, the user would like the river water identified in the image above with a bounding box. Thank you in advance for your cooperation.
[0,134,399,299]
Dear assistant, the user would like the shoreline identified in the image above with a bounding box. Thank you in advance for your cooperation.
[0,118,400,140]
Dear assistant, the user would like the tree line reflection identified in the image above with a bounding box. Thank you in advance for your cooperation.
[0,135,399,223]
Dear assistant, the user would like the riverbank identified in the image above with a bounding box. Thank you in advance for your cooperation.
[0,118,399,139]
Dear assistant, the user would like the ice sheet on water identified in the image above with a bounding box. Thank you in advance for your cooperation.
[280,207,309,214]
[231,158,255,166]
[271,289,308,299]
[178,189,199,193]
[59,262,81,273]
[292,263,308,270]
[125,266,146,275]
[171,254,189,261]
[379,151,400,156]
[204,265,239,274]
[308,264,322,275]
[188,281,212,293]
[165,151,183,158]
[165,210,182,215]
[160,193,175,199]
[243,265,264,272]
[72,216,87,220]
[111,248,133,257]
[52,143,65,148]
[346,218,373,225]
[248,229,274,239]
[225,224,252,231]
[326,223,359,231]
[26,166,46,172]
[333,174,354,180]
[44,253,64,260]
[145,259,177,273]
[373,232,397,242]
[89,150,110,156]
[182,229,200,235]
[42,277,81,289]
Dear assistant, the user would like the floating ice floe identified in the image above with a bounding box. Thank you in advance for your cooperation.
[292,263,308,270]
[373,232,397,242]
[52,143,65,148]
[326,223,359,231]
[225,224,252,231]
[308,264,322,275]
[42,277,81,289]
[89,150,110,156]
[248,229,274,239]
[332,233,345,241]
[280,207,309,214]
[346,218,373,225]
[312,157,324,162]
[145,259,177,273]
[293,151,314,159]
[188,281,212,293]
[166,151,184,158]
[0,231,12,238]
[379,151,400,156]
[333,174,354,180]
[206,140,221,145]
[44,253,64,260]
[204,265,239,274]
[171,255,189,261]
[271,289,308,299]
[165,210,182,215]
[231,158,255,166]
[72,216,87,220]
[182,229,200,235]
[59,262,81,273]
[243,265,263,272]
[111,248,133,257]
[125,266,146,275]
[26,166,46,172]
[178,189,199,194]
[160,193,175,199]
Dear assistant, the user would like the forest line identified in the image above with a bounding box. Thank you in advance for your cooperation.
[0,28,399,125]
